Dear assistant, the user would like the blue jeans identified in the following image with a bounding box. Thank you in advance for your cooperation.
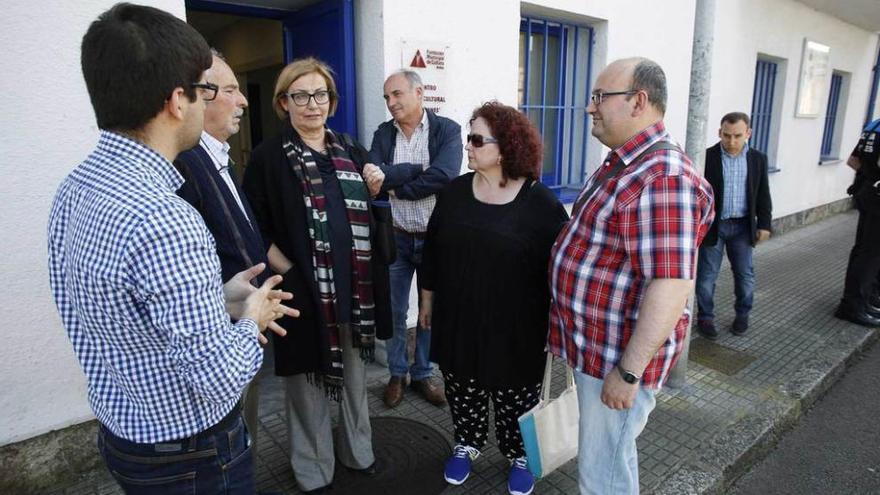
[574,372,656,495]
[98,410,254,494]
[387,230,433,380]
[696,217,755,321]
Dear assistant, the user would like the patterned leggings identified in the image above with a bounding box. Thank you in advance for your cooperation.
[443,371,542,460]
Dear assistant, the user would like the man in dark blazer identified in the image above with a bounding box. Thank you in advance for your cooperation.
[175,52,270,450]
[695,112,772,339]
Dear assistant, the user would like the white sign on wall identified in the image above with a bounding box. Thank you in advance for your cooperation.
[401,40,450,115]
[795,39,831,118]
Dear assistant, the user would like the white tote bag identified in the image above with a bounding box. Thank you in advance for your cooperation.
[517,352,580,478]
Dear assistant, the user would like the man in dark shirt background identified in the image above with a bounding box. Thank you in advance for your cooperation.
[836,118,880,327]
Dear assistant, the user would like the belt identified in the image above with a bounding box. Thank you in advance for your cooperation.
[199,401,242,438]
[101,401,242,451]
[394,227,427,239]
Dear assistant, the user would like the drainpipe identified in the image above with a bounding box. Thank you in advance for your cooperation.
[865,35,880,126]
[667,0,716,388]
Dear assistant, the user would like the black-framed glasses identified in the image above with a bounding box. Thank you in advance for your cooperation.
[284,90,333,107]
[590,89,638,106]
[467,133,499,148]
[191,82,219,102]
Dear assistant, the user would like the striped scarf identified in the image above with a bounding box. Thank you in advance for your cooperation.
[282,125,375,399]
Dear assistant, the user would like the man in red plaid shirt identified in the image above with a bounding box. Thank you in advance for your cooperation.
[548,58,714,494]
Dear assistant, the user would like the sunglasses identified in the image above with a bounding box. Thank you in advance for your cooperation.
[467,133,499,148]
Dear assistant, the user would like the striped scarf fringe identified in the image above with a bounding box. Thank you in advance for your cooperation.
[282,125,376,400]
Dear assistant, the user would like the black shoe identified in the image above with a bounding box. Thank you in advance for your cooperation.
[302,485,332,494]
[695,319,718,340]
[869,293,880,309]
[834,305,880,327]
[731,316,749,336]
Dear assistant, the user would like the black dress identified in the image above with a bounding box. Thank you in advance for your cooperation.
[422,173,569,388]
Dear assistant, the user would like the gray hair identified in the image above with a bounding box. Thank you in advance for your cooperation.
[389,69,423,90]
[630,58,667,115]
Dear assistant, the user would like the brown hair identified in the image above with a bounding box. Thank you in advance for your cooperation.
[470,101,542,185]
[720,111,751,127]
[273,57,338,120]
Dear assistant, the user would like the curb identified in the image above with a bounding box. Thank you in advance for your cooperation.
[652,326,878,494]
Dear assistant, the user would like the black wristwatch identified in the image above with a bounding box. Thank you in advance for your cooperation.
[617,366,641,384]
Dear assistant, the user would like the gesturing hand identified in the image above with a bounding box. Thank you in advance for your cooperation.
[224,263,300,344]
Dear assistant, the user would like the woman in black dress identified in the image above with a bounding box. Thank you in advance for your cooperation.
[419,102,569,495]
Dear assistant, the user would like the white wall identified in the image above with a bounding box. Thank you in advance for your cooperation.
[709,0,879,218]
[376,0,521,153]
[354,0,386,147]
[523,0,697,152]
[0,0,186,446]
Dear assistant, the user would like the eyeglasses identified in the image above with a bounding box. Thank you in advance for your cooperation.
[467,133,499,148]
[191,82,219,102]
[590,89,639,106]
[284,90,333,107]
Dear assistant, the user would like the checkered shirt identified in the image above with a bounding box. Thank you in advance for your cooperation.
[391,111,434,232]
[548,122,715,388]
[720,144,749,219]
[47,131,262,443]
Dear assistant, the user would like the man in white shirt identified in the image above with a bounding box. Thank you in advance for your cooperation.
[175,51,272,452]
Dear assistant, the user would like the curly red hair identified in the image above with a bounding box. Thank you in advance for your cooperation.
[470,101,542,186]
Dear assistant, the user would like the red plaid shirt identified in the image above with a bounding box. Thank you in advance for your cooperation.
[548,122,714,388]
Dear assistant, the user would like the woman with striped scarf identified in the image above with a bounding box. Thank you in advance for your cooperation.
[243,57,389,494]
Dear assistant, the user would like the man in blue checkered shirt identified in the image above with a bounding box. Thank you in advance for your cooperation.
[47,5,294,493]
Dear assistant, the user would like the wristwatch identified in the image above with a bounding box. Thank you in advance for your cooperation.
[617,366,641,384]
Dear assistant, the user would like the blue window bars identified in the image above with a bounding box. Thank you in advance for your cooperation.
[518,17,593,202]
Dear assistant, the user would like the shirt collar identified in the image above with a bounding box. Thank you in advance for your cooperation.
[721,142,749,159]
[612,121,668,165]
[95,130,182,191]
[392,109,429,134]
[199,131,231,171]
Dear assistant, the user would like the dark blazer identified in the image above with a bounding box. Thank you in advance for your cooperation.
[174,144,268,284]
[243,128,392,376]
[368,110,462,201]
[702,142,772,247]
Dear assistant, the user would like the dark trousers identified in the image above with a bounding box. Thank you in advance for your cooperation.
[98,409,254,494]
[443,371,541,460]
[842,208,880,308]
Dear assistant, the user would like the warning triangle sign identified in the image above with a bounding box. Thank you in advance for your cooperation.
[410,50,427,68]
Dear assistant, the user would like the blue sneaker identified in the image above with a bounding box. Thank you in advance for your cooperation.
[508,457,535,495]
[443,444,480,485]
